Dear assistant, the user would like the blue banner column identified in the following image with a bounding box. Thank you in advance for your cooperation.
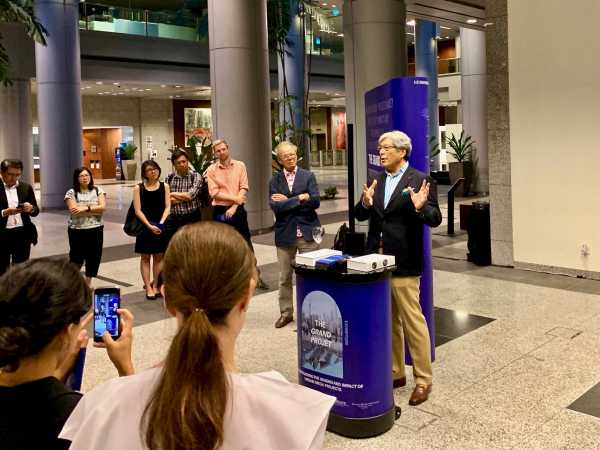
[415,19,440,172]
[34,0,84,209]
[278,0,306,162]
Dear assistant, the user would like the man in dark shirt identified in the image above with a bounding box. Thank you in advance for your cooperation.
[0,159,39,276]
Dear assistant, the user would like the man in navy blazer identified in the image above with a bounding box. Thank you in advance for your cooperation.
[355,131,442,406]
[269,141,321,328]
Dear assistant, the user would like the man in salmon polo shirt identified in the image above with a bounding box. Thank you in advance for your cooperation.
[206,139,269,290]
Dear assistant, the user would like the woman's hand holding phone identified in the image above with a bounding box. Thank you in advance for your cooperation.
[54,312,93,382]
[94,308,135,376]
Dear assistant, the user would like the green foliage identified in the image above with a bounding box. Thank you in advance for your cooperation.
[446,130,475,162]
[267,0,292,53]
[0,0,47,86]
[186,135,214,174]
[324,185,338,199]
[120,144,137,160]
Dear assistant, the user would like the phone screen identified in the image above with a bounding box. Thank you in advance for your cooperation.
[93,288,121,342]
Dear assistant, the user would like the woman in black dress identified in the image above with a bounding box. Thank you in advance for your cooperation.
[133,160,171,299]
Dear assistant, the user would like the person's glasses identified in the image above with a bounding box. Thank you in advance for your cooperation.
[377,145,397,152]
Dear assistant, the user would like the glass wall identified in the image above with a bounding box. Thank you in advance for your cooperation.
[79,2,207,42]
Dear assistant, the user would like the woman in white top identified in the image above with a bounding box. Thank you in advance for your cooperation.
[64,167,106,286]
[61,222,335,450]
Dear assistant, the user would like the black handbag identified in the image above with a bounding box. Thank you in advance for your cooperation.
[123,184,144,237]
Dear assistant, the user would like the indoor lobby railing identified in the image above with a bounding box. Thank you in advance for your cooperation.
[78,3,204,42]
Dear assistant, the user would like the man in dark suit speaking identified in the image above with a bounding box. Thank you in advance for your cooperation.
[0,159,40,275]
[355,131,442,406]
[269,141,321,329]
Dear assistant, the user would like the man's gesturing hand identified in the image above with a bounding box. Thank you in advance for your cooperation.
[361,179,378,207]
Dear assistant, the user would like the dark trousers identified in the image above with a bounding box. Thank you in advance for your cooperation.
[68,226,104,277]
[0,227,32,276]
[165,210,202,245]
[213,205,254,251]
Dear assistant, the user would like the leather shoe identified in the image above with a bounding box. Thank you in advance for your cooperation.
[409,384,432,406]
[392,377,407,389]
[275,314,293,328]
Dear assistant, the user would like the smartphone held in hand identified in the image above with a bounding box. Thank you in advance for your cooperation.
[93,287,121,343]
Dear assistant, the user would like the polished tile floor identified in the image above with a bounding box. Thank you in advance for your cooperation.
[25,171,600,449]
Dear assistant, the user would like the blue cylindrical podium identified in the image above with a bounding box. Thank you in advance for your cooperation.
[295,266,396,438]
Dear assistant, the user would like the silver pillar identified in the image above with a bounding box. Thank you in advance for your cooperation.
[343,0,407,220]
[461,27,488,194]
[34,0,83,209]
[416,19,440,172]
[0,24,34,184]
[208,0,273,230]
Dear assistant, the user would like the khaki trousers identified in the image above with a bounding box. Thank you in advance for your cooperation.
[277,238,319,316]
[391,276,433,386]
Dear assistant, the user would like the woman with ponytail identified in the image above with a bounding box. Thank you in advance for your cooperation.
[0,258,134,450]
[62,222,335,450]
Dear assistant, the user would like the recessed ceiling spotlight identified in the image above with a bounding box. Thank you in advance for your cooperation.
[113,82,119,86]
[440,26,451,30]
[118,92,124,95]
[160,84,167,88]
[98,93,104,95]
[483,22,494,27]
[145,88,151,91]
[466,18,477,24]
[175,85,182,88]
[175,95,181,98]
[406,20,415,26]
[331,4,336,6]
[169,95,174,99]
[338,33,343,37]
[112,93,118,96]
[322,2,327,5]
[96,81,103,85]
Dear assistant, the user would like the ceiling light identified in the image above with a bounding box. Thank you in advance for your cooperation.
[98,93,103,95]
[483,22,494,27]
[169,95,174,99]
[440,26,451,30]
[175,85,182,88]
[322,2,327,5]
[338,33,343,37]
[331,3,336,6]
[175,95,181,98]
[160,84,167,88]
[145,88,151,91]
[113,82,119,86]
[96,81,103,85]
[466,18,477,24]
[406,20,415,26]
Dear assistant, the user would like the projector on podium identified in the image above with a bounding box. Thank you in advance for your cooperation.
[347,254,396,272]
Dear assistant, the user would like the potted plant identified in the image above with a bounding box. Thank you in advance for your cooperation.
[446,131,475,196]
[323,185,338,200]
[119,143,138,181]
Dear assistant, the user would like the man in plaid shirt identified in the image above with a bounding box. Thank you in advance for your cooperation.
[165,149,203,242]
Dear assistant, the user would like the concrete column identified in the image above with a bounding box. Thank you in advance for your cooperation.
[486,0,513,266]
[0,24,35,185]
[461,27,488,194]
[343,0,407,215]
[208,0,272,230]
[415,19,439,171]
[34,0,83,208]
[278,0,306,166]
